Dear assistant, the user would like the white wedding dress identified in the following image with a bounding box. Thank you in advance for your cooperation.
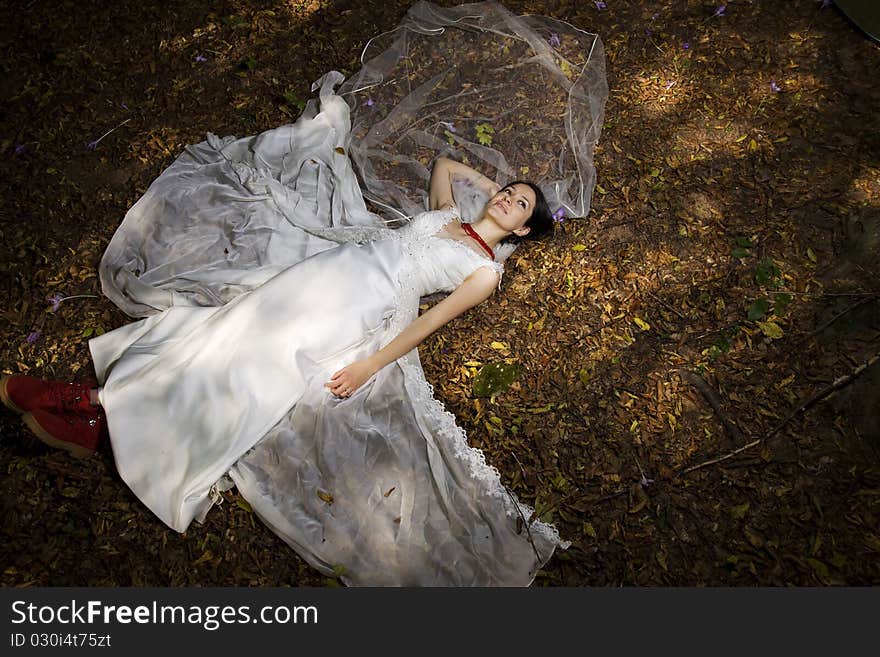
[91,205,565,586]
[88,77,567,586]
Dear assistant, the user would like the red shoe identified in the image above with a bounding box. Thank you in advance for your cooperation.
[22,408,106,458]
[1,375,95,416]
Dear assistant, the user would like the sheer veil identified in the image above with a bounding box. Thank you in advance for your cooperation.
[340,0,608,229]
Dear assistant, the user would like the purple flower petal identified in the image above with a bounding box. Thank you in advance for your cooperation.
[365,98,374,107]
[645,28,653,36]
[713,5,726,17]
[548,33,561,48]
[664,80,675,89]
[14,144,26,155]
[770,81,781,92]
[194,54,207,63]
[594,1,606,9]
[440,121,456,133]
[552,208,566,223]
[26,331,41,343]
[683,41,690,50]
[47,293,64,312]
[120,101,129,110]
[819,0,832,8]
[86,140,98,150]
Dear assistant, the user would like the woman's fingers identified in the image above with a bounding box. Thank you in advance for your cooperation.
[325,368,356,397]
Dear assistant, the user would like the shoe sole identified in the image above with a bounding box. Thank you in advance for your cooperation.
[0,375,26,414]
[22,412,95,459]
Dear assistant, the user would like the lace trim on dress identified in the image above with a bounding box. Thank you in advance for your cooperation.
[397,354,569,552]
[292,223,398,245]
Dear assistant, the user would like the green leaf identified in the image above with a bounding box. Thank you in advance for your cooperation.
[755,257,780,287]
[235,498,252,512]
[82,327,93,338]
[774,292,793,312]
[747,298,770,321]
[283,90,306,111]
[735,236,753,248]
[757,320,784,339]
[730,502,750,519]
[475,122,494,146]
[731,247,750,259]
[472,362,522,398]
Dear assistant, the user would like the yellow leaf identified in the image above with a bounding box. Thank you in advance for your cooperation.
[776,374,795,389]
[730,502,750,519]
[578,368,591,386]
[463,361,482,367]
[572,244,587,252]
[633,317,650,331]
[317,489,334,504]
[193,550,214,565]
[595,183,607,194]
[520,166,530,175]
[629,419,639,432]
[655,550,668,572]
[490,341,509,351]
[807,558,830,580]
[807,247,817,263]
[735,134,748,143]
[334,146,345,155]
[583,522,597,538]
[757,320,784,339]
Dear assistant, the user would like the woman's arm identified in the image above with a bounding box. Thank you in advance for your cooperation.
[429,156,502,211]
[324,266,500,397]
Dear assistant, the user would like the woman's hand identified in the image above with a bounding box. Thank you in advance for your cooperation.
[324,357,378,398]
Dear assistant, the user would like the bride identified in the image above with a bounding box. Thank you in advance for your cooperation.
[2,1,607,586]
[2,151,561,586]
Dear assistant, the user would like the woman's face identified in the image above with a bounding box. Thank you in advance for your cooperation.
[485,184,536,232]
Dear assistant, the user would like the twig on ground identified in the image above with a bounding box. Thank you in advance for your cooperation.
[645,289,686,319]
[503,486,542,563]
[803,296,877,342]
[678,369,746,444]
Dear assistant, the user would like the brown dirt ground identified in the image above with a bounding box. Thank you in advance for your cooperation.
[1,0,878,586]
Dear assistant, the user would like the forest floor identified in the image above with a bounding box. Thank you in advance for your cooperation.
[1,0,878,586]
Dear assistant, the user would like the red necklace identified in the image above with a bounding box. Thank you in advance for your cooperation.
[461,222,495,260]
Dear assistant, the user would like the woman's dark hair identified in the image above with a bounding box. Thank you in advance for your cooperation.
[500,180,553,243]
